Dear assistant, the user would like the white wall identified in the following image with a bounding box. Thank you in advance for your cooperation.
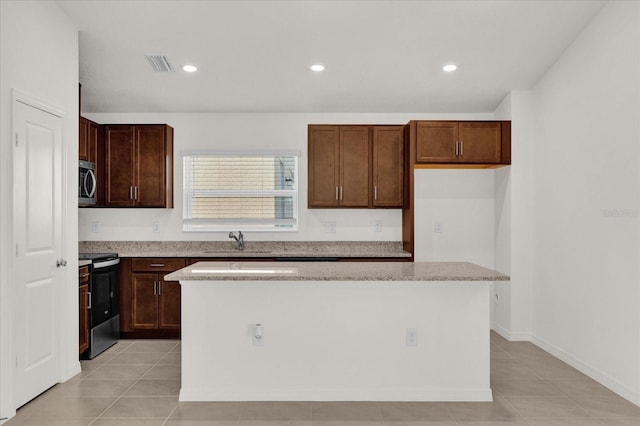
[79,112,492,242]
[413,169,496,270]
[530,0,640,404]
[492,91,535,341]
[0,0,79,421]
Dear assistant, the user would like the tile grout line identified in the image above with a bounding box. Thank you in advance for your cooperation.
[162,403,178,426]
[159,341,182,426]
[81,343,132,426]
[88,341,180,425]
[443,402,462,426]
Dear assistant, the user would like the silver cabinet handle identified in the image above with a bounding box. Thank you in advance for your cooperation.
[134,186,138,200]
[340,186,343,201]
[129,186,134,200]
[335,186,339,201]
[455,141,459,156]
[87,292,92,309]
[460,140,464,156]
[80,273,90,278]
[150,263,165,267]
[158,281,162,296]
[374,186,377,201]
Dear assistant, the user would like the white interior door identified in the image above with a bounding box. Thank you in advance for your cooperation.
[12,99,64,408]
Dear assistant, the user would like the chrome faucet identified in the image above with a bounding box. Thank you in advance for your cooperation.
[228,231,244,251]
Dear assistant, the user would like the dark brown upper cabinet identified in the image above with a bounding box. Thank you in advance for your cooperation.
[372,126,404,207]
[308,125,369,208]
[308,125,404,209]
[104,124,174,208]
[415,121,506,164]
[79,116,105,206]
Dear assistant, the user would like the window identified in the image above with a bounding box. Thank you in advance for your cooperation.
[183,152,298,231]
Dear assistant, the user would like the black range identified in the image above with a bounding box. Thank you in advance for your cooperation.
[79,253,120,358]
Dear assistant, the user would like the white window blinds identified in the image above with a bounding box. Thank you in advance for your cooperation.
[183,153,298,231]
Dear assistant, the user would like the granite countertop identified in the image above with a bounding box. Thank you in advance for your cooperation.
[78,241,411,259]
[79,259,92,267]
[165,261,510,282]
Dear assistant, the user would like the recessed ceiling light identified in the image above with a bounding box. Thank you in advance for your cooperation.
[310,64,325,72]
[182,64,198,73]
[442,64,457,72]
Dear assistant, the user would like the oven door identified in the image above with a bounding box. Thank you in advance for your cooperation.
[89,258,119,327]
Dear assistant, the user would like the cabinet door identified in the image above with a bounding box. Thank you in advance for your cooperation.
[87,121,99,163]
[308,126,340,207]
[158,280,181,330]
[131,273,158,329]
[372,127,404,207]
[79,117,89,161]
[340,127,369,207]
[87,121,104,206]
[135,126,168,207]
[105,126,135,206]
[416,121,458,163]
[79,284,89,354]
[458,122,501,164]
[132,258,186,272]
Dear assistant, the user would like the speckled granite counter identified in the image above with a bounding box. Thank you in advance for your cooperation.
[79,241,411,259]
[78,259,92,267]
[166,261,509,282]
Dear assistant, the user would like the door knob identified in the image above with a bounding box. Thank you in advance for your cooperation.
[56,258,67,267]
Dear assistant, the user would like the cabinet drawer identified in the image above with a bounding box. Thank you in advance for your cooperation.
[131,258,186,272]
[79,266,90,285]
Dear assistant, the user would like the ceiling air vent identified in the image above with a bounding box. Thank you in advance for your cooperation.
[145,54,175,72]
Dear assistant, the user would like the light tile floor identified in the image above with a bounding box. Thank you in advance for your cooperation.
[5,332,640,425]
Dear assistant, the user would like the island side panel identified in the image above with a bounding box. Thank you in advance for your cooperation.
[179,280,491,401]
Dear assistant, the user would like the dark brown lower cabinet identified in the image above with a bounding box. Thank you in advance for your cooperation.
[79,265,90,354]
[158,280,181,329]
[131,273,181,330]
[120,258,185,338]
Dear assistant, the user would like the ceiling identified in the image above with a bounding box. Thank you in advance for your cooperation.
[57,0,606,114]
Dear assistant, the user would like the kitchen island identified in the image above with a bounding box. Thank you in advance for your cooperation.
[166,261,509,402]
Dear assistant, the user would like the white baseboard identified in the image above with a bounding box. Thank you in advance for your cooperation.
[179,387,493,402]
[531,334,640,407]
[491,325,640,407]
[63,361,81,382]
[491,323,531,341]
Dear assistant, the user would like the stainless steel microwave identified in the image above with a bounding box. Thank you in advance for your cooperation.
[79,160,97,205]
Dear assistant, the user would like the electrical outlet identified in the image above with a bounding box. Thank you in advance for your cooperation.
[434,222,443,234]
[406,328,418,346]
[253,324,264,346]
[323,221,336,233]
[152,221,160,233]
[91,221,99,233]
[374,220,382,233]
